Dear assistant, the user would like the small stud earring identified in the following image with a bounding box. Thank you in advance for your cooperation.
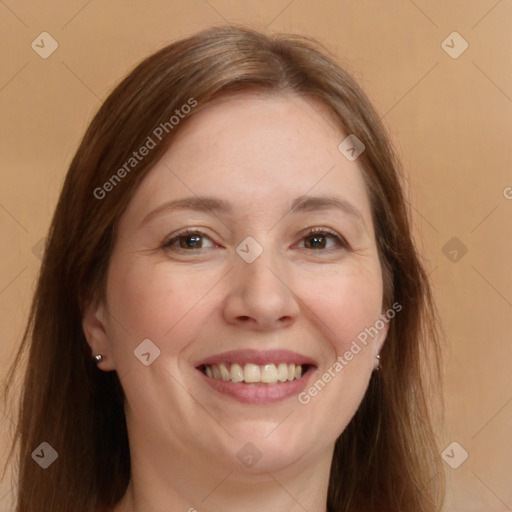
[93,354,104,364]
[374,354,381,371]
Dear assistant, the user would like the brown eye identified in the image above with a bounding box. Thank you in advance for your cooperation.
[178,234,203,249]
[297,229,346,250]
[304,233,328,249]
[162,230,215,250]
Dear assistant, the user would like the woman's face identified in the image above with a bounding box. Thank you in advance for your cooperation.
[84,92,388,476]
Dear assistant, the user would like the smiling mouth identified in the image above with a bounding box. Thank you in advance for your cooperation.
[197,362,313,385]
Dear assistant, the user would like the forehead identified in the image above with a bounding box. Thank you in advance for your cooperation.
[122,91,373,228]
[168,91,344,173]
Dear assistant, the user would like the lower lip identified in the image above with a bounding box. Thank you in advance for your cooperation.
[196,367,316,404]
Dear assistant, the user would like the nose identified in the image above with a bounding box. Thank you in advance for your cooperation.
[222,253,300,331]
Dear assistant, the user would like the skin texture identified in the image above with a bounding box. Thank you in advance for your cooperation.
[82,92,389,512]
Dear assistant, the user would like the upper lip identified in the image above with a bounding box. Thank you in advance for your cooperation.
[194,349,317,368]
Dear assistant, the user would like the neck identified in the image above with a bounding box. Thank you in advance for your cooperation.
[112,442,333,512]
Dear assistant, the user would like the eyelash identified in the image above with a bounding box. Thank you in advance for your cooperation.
[161,227,348,252]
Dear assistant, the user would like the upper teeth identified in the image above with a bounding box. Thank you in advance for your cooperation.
[203,363,304,384]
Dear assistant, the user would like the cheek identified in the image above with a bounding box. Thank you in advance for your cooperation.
[104,254,225,358]
[292,265,382,439]
[294,267,382,433]
[296,262,384,353]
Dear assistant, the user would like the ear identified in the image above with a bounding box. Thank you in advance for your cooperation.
[81,296,116,371]
[373,312,391,370]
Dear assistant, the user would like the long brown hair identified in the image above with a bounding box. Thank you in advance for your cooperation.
[2,25,444,512]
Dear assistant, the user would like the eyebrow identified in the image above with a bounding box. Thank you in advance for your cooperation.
[140,196,232,227]
[289,195,366,228]
[140,194,366,229]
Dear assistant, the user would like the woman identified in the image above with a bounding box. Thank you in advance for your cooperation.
[3,25,444,512]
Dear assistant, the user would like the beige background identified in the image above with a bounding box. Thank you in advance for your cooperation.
[1,1,511,510]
